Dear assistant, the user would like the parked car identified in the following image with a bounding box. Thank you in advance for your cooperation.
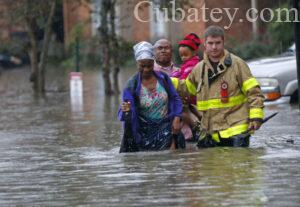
[0,54,22,68]
[248,44,298,103]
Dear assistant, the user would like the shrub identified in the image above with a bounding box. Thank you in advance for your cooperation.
[227,38,274,60]
[0,36,29,63]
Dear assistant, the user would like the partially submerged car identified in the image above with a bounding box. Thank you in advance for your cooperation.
[248,44,298,103]
[0,54,22,68]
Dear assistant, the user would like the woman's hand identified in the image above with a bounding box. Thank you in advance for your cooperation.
[172,116,181,134]
[170,140,176,150]
[121,101,131,112]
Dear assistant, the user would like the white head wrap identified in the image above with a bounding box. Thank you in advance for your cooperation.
[133,41,154,61]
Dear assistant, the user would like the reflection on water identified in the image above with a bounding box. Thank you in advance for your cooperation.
[0,68,300,206]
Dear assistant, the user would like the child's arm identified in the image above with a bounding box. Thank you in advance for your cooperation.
[170,70,181,78]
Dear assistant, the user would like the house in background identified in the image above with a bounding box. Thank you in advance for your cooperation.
[0,2,26,41]
[0,0,288,47]
[63,0,285,45]
[0,1,65,43]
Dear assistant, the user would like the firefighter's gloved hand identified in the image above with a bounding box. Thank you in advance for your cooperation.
[248,119,263,131]
[197,134,216,148]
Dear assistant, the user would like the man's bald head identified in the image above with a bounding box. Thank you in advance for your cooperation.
[154,39,172,67]
[154,39,172,48]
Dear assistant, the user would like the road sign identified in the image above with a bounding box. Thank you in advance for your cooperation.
[70,72,83,113]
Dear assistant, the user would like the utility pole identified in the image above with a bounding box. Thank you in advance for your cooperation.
[75,37,80,72]
[70,36,83,113]
[294,0,300,110]
[251,0,258,39]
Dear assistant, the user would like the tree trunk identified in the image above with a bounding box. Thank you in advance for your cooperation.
[38,0,56,93]
[25,0,56,93]
[26,20,39,91]
[99,0,113,95]
[110,0,120,94]
[28,48,39,91]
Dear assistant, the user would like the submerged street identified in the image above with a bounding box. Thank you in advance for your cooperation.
[0,68,299,206]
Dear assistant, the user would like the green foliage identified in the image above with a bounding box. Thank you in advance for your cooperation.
[0,35,136,70]
[227,38,274,60]
[0,37,29,62]
[55,22,101,69]
[227,3,296,60]
[117,39,135,67]
[58,37,135,70]
[47,41,65,63]
[267,3,295,53]
[69,23,85,43]
[59,37,101,69]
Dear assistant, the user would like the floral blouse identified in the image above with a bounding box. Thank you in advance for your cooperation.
[139,81,168,120]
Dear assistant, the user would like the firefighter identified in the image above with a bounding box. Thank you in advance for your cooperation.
[172,25,265,147]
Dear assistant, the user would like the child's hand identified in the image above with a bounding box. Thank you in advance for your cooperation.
[172,117,181,134]
[170,71,181,78]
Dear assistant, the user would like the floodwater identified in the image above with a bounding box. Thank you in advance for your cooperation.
[0,67,300,206]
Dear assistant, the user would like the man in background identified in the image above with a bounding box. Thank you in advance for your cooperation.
[153,39,180,75]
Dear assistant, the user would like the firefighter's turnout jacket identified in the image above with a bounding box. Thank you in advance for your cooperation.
[172,50,265,143]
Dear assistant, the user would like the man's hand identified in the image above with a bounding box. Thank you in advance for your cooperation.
[248,119,262,131]
[172,116,181,134]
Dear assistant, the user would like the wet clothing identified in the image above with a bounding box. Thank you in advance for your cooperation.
[218,133,250,147]
[172,50,265,146]
[133,41,154,61]
[138,116,173,151]
[171,55,200,80]
[118,71,184,152]
[170,55,200,140]
[197,132,250,148]
[154,62,180,76]
[139,81,168,120]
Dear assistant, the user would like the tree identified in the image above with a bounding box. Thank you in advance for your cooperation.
[2,0,57,93]
[96,0,194,95]
[74,0,194,95]
[97,0,121,95]
[110,0,121,94]
[267,3,295,53]
[98,0,114,95]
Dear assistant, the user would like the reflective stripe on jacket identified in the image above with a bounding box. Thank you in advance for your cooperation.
[174,50,265,142]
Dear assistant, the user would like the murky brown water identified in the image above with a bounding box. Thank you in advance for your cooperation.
[0,67,300,206]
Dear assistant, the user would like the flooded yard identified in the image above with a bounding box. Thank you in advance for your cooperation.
[0,68,299,206]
